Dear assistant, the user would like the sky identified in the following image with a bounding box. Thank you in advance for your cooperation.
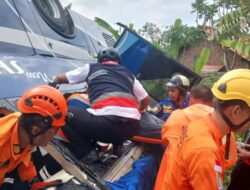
[60,0,201,29]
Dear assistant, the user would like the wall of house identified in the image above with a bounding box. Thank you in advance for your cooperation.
[177,41,249,71]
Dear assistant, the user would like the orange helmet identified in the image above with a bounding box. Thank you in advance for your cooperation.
[18,85,67,127]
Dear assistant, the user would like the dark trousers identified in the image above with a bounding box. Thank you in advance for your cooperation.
[62,106,140,158]
[227,160,250,190]
[0,169,30,190]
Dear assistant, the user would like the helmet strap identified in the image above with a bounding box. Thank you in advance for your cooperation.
[24,115,53,145]
[32,125,52,138]
[225,133,231,160]
[179,89,187,97]
[25,126,52,145]
[217,107,232,160]
[32,115,53,138]
[176,93,181,105]
[218,106,250,160]
[19,116,34,144]
[175,89,186,105]
[218,106,250,131]
[25,124,34,145]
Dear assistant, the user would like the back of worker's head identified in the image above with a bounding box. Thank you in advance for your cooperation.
[166,74,190,97]
[190,84,213,106]
[97,47,121,64]
[211,69,250,131]
[18,85,67,143]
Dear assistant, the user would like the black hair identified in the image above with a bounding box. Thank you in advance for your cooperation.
[190,84,213,103]
[19,113,50,128]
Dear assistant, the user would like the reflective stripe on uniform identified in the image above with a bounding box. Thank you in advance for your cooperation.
[91,91,136,105]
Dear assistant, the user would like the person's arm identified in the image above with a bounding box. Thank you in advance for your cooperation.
[53,73,69,84]
[133,78,150,111]
[139,95,150,112]
[53,64,90,85]
[237,143,250,165]
[237,143,250,159]
[186,148,223,190]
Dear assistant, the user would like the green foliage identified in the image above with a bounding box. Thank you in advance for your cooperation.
[211,10,245,41]
[143,79,167,101]
[192,0,250,70]
[240,0,250,17]
[128,23,135,30]
[138,22,162,45]
[94,17,120,39]
[212,0,250,41]
[138,20,205,100]
[161,19,206,59]
[194,48,211,74]
[200,72,218,88]
[224,169,233,187]
[221,39,250,60]
[191,0,217,26]
[138,20,206,59]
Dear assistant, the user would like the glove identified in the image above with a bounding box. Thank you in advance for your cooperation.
[30,179,63,190]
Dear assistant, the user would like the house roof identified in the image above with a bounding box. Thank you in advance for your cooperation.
[201,64,225,74]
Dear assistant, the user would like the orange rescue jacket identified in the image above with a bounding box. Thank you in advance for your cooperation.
[0,112,36,185]
[155,104,237,190]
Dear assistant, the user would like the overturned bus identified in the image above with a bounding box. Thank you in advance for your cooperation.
[0,1,201,190]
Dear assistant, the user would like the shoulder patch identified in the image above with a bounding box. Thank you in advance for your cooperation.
[13,144,21,155]
[162,105,172,113]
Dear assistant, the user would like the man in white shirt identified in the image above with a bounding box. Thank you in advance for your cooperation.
[52,47,150,159]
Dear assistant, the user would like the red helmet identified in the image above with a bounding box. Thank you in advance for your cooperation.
[18,85,67,127]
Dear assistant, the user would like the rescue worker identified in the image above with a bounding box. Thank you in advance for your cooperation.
[227,129,250,190]
[155,84,237,190]
[152,74,190,121]
[0,85,67,190]
[154,69,250,190]
[52,47,150,159]
[189,84,213,107]
[161,84,214,145]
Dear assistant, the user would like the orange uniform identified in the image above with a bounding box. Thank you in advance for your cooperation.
[0,113,36,185]
[161,104,214,144]
[155,104,237,190]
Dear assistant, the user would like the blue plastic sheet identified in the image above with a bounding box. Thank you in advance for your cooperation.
[105,156,157,190]
[67,98,90,109]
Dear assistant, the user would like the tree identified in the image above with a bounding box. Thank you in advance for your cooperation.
[162,19,206,59]
[191,0,217,27]
[192,0,250,70]
[138,20,206,99]
[137,22,163,50]
[94,17,120,40]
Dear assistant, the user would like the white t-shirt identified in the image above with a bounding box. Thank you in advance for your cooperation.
[66,64,148,119]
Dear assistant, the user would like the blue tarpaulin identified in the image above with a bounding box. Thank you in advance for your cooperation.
[105,156,157,190]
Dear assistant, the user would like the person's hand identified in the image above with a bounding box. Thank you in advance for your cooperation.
[237,142,250,159]
[30,179,63,190]
[48,80,59,89]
